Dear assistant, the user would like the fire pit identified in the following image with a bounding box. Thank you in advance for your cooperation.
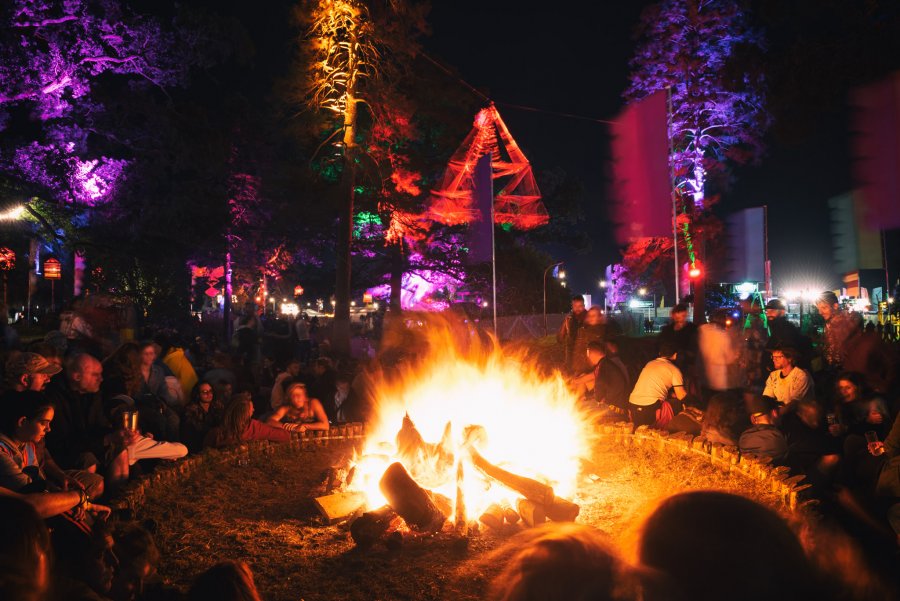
[135,319,803,600]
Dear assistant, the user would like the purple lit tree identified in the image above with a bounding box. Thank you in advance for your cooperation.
[0,0,184,214]
[621,0,769,315]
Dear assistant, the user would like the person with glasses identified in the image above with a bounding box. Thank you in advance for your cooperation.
[180,382,224,453]
[762,347,812,411]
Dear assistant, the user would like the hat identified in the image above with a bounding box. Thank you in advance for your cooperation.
[5,352,62,378]
[765,299,786,311]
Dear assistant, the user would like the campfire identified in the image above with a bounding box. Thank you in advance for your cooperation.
[314,317,593,547]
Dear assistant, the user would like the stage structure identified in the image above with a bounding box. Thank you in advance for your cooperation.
[430,104,548,331]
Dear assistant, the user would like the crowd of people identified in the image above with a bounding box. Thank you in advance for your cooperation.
[0,302,372,600]
[1,289,898,599]
[561,291,900,583]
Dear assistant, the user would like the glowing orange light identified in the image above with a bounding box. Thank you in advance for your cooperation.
[43,258,62,280]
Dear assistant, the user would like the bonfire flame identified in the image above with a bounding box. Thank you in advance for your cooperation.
[349,316,592,528]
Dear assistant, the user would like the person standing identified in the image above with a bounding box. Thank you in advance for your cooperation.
[557,295,587,374]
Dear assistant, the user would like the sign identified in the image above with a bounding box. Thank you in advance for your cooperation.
[630,300,654,308]
[363,293,373,304]
[43,257,61,280]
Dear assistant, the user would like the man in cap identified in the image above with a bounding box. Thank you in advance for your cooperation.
[3,352,62,393]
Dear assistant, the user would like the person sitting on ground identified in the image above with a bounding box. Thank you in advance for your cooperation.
[50,517,118,601]
[739,395,788,462]
[628,341,687,429]
[188,560,262,601]
[103,394,188,491]
[638,491,822,601]
[109,523,160,601]
[700,392,746,447]
[586,341,629,416]
[308,357,337,406]
[0,390,104,501]
[762,347,812,411]
[329,372,364,423]
[269,358,302,410]
[0,496,52,601]
[266,382,329,433]
[3,351,62,393]
[484,522,641,601]
[203,395,290,449]
[181,382,225,454]
[780,397,840,486]
[570,306,608,377]
[830,371,891,440]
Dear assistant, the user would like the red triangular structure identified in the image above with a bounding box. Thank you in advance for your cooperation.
[430,104,548,229]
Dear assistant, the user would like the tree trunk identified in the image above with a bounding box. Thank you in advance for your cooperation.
[332,92,358,358]
[389,238,404,314]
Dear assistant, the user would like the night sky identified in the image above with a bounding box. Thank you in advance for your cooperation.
[422,0,900,298]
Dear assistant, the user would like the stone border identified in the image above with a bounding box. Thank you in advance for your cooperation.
[111,423,367,517]
[113,421,812,518]
[597,422,813,512]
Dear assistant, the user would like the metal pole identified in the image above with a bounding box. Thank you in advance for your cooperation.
[490,160,498,338]
[667,87,680,304]
[882,229,890,300]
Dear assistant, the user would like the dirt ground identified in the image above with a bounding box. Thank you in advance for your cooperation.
[138,435,789,601]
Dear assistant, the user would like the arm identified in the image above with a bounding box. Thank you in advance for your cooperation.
[304,399,331,431]
[265,405,288,427]
[40,449,83,492]
[762,373,775,398]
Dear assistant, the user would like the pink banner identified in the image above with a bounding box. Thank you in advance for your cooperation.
[610,91,672,244]
[852,72,900,230]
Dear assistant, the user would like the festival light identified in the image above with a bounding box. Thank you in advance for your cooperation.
[0,205,25,221]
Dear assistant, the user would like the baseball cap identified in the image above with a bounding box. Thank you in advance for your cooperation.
[5,352,63,377]
[765,299,786,311]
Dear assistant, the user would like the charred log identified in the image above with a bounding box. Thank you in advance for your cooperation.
[379,462,449,532]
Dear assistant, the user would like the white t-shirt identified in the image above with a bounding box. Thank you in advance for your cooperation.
[629,357,684,407]
[762,367,812,406]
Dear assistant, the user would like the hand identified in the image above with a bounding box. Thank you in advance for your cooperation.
[299,424,308,434]
[86,502,112,518]
[61,475,85,492]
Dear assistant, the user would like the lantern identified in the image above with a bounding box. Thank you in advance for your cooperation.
[43,257,62,280]
[0,247,14,271]
[294,285,304,297]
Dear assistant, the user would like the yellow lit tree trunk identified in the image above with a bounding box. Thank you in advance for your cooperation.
[334,88,358,356]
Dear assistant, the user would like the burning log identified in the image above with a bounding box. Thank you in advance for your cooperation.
[546,497,580,522]
[503,505,520,525]
[379,462,449,532]
[395,415,455,485]
[313,491,367,524]
[455,461,467,536]
[516,498,546,527]
[350,505,398,548]
[479,503,505,530]
[468,448,555,507]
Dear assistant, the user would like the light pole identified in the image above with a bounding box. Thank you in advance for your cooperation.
[598,279,608,312]
[543,261,564,335]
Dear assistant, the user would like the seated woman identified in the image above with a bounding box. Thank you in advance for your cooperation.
[181,381,225,453]
[265,382,329,434]
[203,395,290,449]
